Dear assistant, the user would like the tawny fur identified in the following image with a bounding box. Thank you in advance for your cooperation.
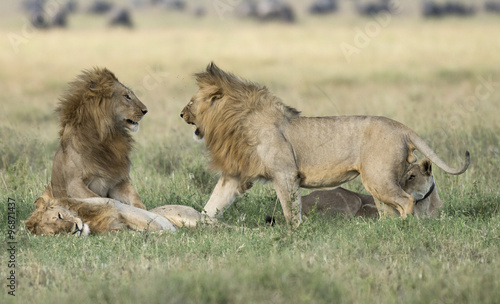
[181,63,469,224]
[25,197,124,235]
[25,197,180,235]
[44,68,147,209]
[24,196,223,236]
[301,159,443,219]
[191,66,300,191]
[58,68,131,178]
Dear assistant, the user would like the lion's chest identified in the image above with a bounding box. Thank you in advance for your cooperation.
[88,177,116,197]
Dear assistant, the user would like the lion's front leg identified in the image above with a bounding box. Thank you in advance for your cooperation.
[273,173,302,226]
[203,175,241,218]
[109,180,146,210]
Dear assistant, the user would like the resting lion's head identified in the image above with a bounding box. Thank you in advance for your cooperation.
[58,67,148,140]
[25,197,90,236]
[402,158,443,216]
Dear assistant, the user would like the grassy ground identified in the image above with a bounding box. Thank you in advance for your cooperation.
[1,2,500,303]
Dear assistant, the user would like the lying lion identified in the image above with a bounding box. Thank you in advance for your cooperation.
[43,68,148,209]
[25,196,215,236]
[181,63,469,224]
[301,158,443,219]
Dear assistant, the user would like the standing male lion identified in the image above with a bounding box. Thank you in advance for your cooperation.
[43,67,148,209]
[181,63,469,225]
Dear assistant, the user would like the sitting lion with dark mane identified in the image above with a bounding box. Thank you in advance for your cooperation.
[43,67,148,209]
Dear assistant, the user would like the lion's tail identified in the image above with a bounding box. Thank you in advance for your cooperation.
[408,132,470,175]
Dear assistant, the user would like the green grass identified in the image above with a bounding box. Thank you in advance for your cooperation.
[1,2,500,303]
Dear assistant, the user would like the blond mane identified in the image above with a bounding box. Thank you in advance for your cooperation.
[57,67,132,179]
[194,63,300,189]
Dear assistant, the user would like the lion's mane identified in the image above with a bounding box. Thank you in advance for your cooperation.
[194,63,300,189]
[25,197,125,235]
[57,67,133,179]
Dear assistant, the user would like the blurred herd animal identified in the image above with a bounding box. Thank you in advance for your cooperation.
[422,1,476,18]
[21,0,495,30]
[309,0,338,15]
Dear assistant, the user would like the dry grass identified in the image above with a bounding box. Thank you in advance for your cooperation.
[1,2,499,303]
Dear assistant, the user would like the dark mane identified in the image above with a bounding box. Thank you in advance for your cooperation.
[56,67,132,178]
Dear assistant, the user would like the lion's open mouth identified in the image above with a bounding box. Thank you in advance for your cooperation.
[126,119,139,126]
[125,119,140,132]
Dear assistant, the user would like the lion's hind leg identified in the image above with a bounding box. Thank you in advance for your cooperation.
[371,189,415,219]
[362,177,415,219]
[373,197,398,218]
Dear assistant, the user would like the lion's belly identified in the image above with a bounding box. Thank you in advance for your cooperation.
[299,168,360,189]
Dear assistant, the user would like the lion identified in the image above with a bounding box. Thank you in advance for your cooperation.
[301,158,443,219]
[24,197,215,235]
[180,63,470,225]
[43,67,148,209]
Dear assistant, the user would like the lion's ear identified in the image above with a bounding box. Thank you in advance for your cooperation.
[210,93,222,105]
[34,197,48,209]
[420,158,432,176]
[89,81,97,90]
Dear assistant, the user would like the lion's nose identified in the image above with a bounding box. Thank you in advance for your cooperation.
[180,113,184,118]
[142,109,148,115]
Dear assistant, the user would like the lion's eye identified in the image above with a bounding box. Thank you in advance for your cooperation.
[58,213,63,220]
[408,175,415,181]
[124,94,131,100]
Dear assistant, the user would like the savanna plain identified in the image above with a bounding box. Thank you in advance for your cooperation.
[1,1,499,303]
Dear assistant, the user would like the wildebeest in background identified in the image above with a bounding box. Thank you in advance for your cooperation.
[66,0,78,13]
[162,0,186,11]
[309,0,338,15]
[52,7,69,27]
[25,0,70,29]
[22,0,44,12]
[30,10,50,29]
[422,1,476,18]
[24,0,49,28]
[88,0,113,14]
[485,1,500,13]
[255,0,296,23]
[108,7,134,28]
[354,0,391,16]
[193,5,207,17]
[234,0,294,23]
